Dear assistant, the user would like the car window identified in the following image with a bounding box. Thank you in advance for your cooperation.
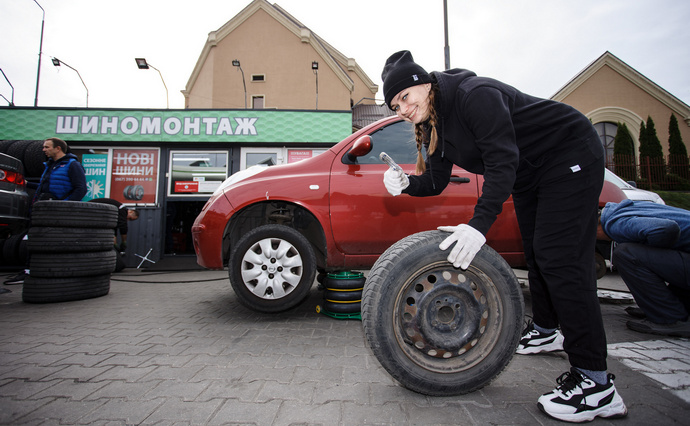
[359,120,420,165]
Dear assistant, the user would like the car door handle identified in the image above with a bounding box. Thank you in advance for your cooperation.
[450,176,471,183]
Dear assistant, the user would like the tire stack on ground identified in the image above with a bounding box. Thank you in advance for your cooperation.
[23,201,118,304]
[316,271,365,319]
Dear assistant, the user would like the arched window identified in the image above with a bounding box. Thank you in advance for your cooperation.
[594,122,617,165]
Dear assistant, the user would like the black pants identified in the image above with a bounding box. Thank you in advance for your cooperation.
[513,156,607,371]
[613,242,690,324]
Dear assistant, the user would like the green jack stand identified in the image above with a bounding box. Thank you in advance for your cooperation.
[316,304,361,320]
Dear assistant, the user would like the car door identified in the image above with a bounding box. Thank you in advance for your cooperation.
[328,120,480,256]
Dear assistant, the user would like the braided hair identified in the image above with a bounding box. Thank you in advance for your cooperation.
[412,83,440,174]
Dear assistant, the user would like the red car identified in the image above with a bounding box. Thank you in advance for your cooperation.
[192,116,625,313]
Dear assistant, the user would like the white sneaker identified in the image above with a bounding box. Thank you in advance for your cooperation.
[516,321,564,354]
[538,368,627,422]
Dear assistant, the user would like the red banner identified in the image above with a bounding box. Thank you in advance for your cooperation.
[109,149,159,204]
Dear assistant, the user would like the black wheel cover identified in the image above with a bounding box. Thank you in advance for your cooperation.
[362,230,524,396]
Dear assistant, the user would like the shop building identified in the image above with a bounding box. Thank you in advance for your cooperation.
[0,107,352,267]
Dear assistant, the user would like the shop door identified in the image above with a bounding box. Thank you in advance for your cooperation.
[165,200,206,255]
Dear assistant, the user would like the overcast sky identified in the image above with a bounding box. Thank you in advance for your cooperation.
[1,0,688,110]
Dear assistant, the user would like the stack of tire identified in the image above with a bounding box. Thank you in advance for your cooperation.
[316,271,365,319]
[23,200,118,304]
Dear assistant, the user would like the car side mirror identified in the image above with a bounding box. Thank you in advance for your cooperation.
[343,135,372,164]
[626,180,637,188]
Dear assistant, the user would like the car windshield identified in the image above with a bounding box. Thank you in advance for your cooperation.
[604,169,633,189]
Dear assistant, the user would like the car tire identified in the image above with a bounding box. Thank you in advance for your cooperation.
[22,274,110,304]
[31,200,118,228]
[28,227,114,252]
[22,140,46,178]
[6,140,32,163]
[2,233,27,266]
[0,140,15,154]
[362,230,524,396]
[29,251,117,278]
[229,224,316,313]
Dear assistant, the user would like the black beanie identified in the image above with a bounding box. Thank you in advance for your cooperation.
[382,50,431,109]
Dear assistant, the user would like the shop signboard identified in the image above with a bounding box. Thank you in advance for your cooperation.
[0,108,352,143]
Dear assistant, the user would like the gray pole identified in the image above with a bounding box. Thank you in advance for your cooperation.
[443,0,450,70]
[33,0,45,107]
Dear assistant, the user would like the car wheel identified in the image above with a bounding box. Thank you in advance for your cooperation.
[229,224,316,313]
[362,230,524,396]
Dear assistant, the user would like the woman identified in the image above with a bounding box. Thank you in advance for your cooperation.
[381,50,627,423]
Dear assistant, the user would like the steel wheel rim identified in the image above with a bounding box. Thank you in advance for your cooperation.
[393,261,504,373]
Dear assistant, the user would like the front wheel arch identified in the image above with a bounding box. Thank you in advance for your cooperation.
[223,201,327,270]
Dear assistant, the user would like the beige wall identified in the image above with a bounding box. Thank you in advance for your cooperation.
[185,9,374,111]
[559,64,690,154]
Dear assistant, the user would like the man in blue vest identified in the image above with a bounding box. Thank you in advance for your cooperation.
[4,138,86,285]
[33,137,86,202]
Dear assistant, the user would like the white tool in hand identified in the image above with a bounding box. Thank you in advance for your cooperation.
[380,152,409,196]
[379,152,403,173]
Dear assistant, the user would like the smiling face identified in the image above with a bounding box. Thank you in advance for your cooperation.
[390,83,432,124]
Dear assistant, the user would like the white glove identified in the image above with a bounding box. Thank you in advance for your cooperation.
[383,168,409,196]
[438,224,486,270]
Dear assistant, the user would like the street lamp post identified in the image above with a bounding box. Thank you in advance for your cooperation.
[52,57,89,107]
[33,0,45,107]
[0,68,15,106]
[312,61,319,110]
[135,58,169,108]
[232,59,247,109]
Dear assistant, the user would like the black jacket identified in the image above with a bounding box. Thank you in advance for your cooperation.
[403,69,603,235]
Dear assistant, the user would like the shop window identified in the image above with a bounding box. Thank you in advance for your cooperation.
[168,151,228,196]
[594,122,617,165]
[70,147,160,205]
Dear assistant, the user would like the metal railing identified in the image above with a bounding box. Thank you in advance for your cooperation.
[607,154,690,191]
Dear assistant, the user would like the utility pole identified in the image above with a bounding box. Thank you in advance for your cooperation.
[33,0,45,107]
[443,0,451,70]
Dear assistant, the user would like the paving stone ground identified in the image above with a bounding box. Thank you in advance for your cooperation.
[0,267,688,425]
